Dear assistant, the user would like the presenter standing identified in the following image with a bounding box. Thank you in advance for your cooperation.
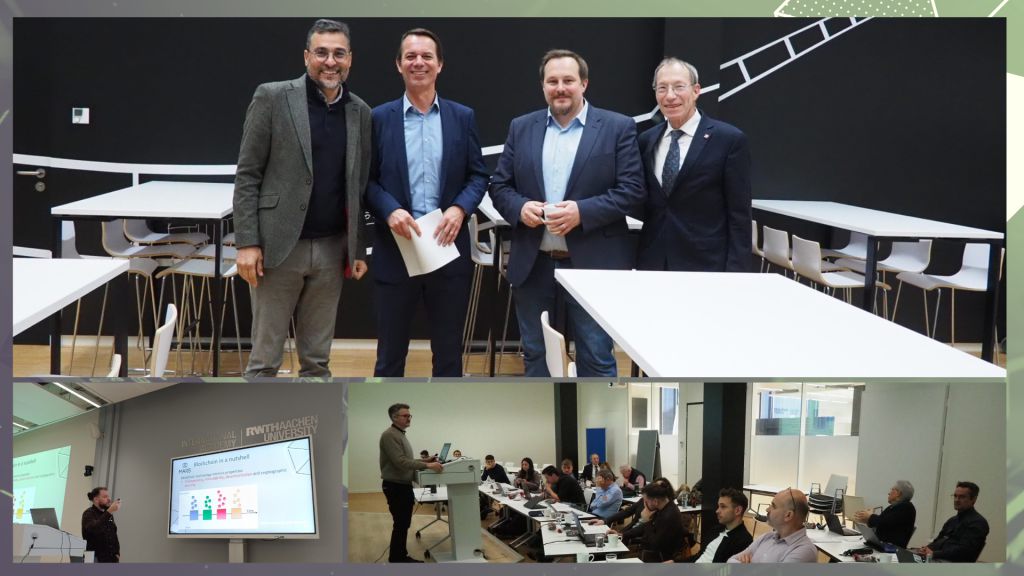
[82,487,120,563]
[379,403,443,563]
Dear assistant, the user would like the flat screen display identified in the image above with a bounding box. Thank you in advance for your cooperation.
[168,436,317,538]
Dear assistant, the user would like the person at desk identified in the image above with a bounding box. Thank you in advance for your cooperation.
[233,19,371,377]
[419,449,431,461]
[619,464,647,496]
[452,449,463,459]
[852,479,916,548]
[379,402,443,563]
[513,457,542,492]
[489,48,645,377]
[916,481,989,562]
[581,453,600,483]
[82,487,120,563]
[560,458,579,480]
[681,488,752,563]
[635,57,751,272]
[542,465,586,508]
[611,481,687,562]
[365,27,488,378]
[589,469,623,521]
[728,488,817,563]
[481,455,511,484]
[589,477,673,529]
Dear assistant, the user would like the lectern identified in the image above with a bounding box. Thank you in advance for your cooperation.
[13,524,89,563]
[416,458,482,562]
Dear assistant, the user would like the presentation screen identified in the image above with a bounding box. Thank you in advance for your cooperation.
[13,446,72,527]
[168,436,317,538]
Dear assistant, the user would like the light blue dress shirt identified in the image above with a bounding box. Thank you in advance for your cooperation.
[403,93,443,218]
[540,101,588,252]
[589,482,623,520]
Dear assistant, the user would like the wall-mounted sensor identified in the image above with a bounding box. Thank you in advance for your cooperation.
[72,107,90,124]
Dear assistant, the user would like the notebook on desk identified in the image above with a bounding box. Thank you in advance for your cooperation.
[524,494,550,509]
[825,512,860,536]
[572,512,601,545]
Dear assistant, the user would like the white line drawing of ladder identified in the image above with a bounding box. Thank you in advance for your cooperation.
[718,17,873,102]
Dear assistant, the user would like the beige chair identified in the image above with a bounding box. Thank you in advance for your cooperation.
[792,235,889,311]
[462,214,496,373]
[540,311,576,378]
[752,220,765,272]
[149,304,178,377]
[106,354,122,378]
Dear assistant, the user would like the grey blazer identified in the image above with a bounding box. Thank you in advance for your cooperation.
[233,75,371,269]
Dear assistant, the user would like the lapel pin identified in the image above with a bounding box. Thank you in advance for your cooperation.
[704,133,710,139]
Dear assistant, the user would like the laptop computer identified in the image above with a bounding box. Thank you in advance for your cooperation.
[854,522,885,549]
[825,512,860,536]
[437,442,452,463]
[895,547,923,563]
[30,508,60,530]
[572,512,601,545]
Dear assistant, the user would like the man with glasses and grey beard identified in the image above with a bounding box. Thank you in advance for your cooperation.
[233,19,371,377]
[728,488,818,563]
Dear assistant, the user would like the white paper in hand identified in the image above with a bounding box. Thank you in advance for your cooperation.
[391,208,460,276]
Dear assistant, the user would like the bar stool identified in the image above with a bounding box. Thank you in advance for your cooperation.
[792,235,889,311]
[462,214,495,373]
[123,218,208,246]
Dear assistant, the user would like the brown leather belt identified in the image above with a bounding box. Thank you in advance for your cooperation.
[543,250,571,260]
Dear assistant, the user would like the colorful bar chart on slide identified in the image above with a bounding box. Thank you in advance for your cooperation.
[177,485,259,530]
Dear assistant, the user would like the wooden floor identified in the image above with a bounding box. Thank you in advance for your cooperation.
[11,341,638,378]
[13,338,1002,378]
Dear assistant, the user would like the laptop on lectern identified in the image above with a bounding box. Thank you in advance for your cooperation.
[438,442,452,463]
[30,508,60,530]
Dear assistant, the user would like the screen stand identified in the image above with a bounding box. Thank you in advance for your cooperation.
[228,539,247,563]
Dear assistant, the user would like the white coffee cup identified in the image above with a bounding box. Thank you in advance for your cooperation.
[542,203,557,221]
[576,552,596,563]
[605,553,618,561]
[606,533,620,547]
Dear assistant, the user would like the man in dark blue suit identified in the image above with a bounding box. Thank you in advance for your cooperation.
[365,28,488,377]
[637,58,752,272]
[490,49,645,377]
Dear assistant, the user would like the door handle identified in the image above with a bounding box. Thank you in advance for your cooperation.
[16,168,46,178]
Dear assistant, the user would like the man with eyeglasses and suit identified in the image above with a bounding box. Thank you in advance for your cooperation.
[728,488,818,563]
[234,19,371,377]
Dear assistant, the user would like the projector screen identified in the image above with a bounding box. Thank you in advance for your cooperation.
[168,436,317,538]
[13,446,72,528]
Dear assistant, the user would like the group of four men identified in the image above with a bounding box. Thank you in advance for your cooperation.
[233,19,752,379]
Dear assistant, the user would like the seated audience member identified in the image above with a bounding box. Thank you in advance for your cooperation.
[481,455,511,484]
[613,481,687,562]
[589,469,624,520]
[561,458,579,480]
[589,477,674,528]
[452,449,462,459]
[419,450,431,462]
[728,488,818,563]
[852,480,916,548]
[682,488,752,563]
[915,481,989,562]
[620,464,647,496]
[581,453,601,483]
[542,465,586,507]
[513,457,542,492]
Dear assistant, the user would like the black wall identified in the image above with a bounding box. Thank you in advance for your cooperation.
[14,18,1004,343]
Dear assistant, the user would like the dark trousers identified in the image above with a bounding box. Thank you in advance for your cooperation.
[382,480,415,562]
[374,271,471,377]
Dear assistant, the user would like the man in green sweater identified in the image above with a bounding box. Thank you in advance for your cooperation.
[379,403,442,563]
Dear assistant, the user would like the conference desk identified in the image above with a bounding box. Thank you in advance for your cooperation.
[52,181,235,375]
[540,517,628,558]
[753,199,1004,362]
[803,527,909,564]
[13,258,130,375]
[477,193,641,376]
[478,483,597,551]
[554,269,1006,381]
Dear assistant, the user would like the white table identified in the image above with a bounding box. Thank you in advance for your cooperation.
[752,200,1003,361]
[540,516,629,558]
[414,486,450,555]
[554,269,1006,381]
[806,527,873,563]
[52,181,235,374]
[13,258,129,374]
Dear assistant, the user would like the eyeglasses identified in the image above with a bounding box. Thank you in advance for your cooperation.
[310,48,349,62]
[654,83,692,96]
